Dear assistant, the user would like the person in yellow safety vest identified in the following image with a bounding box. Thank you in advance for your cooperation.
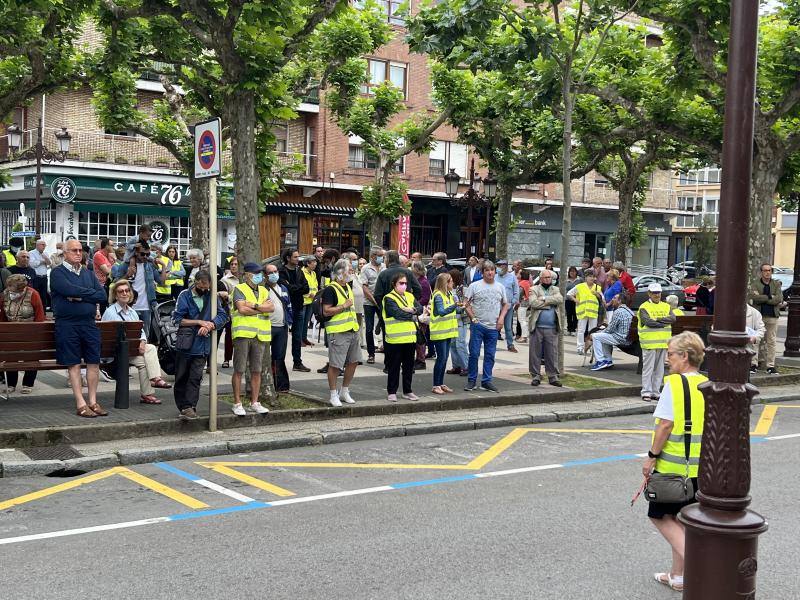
[665,294,684,316]
[382,271,423,402]
[300,255,319,347]
[642,331,708,593]
[566,269,603,355]
[152,244,177,302]
[2,247,16,268]
[321,258,362,407]
[230,262,274,416]
[164,245,186,299]
[429,273,458,396]
[638,283,676,401]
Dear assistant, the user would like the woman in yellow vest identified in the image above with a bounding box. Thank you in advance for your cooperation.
[164,245,187,300]
[301,255,319,347]
[430,273,458,395]
[665,294,684,316]
[642,331,707,592]
[382,272,422,402]
[566,269,603,354]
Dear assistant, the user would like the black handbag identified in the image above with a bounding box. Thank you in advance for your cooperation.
[645,374,697,504]
[175,293,212,352]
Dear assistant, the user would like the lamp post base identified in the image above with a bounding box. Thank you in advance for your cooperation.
[680,504,767,599]
[784,293,800,357]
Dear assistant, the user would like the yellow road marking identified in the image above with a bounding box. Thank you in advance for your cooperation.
[753,405,779,436]
[0,466,208,511]
[466,428,530,469]
[201,464,295,497]
[116,467,209,509]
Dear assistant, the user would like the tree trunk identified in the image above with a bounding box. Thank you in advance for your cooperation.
[369,216,388,250]
[494,183,513,260]
[226,90,261,263]
[557,64,574,373]
[615,181,636,263]
[189,175,211,252]
[748,152,781,278]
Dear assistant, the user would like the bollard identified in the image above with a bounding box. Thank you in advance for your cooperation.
[114,322,129,409]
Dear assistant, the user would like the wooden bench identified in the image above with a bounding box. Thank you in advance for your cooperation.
[672,314,714,342]
[0,321,143,404]
[586,315,643,374]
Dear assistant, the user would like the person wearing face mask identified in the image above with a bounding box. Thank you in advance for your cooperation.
[382,272,423,401]
[300,256,319,348]
[111,242,165,340]
[360,247,385,364]
[527,269,564,386]
[278,247,310,373]
[495,259,520,352]
[0,274,46,394]
[264,264,292,393]
[230,263,274,416]
[321,259,361,406]
[172,270,229,420]
[347,251,366,351]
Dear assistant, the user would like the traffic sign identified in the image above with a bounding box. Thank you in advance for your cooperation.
[15,231,37,237]
[194,118,221,179]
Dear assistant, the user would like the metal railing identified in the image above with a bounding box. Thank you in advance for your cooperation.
[628,263,670,278]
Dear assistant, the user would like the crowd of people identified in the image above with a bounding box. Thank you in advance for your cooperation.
[0,227,786,419]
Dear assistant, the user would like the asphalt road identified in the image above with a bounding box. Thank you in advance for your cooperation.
[1,406,798,600]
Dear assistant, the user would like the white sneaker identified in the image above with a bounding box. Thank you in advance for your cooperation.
[387,393,397,402]
[329,393,342,407]
[340,390,355,404]
[99,369,113,382]
[250,401,269,414]
[402,392,419,401]
[232,403,246,416]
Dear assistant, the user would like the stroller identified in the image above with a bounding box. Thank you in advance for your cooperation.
[155,299,178,375]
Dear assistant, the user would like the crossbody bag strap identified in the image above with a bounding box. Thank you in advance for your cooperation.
[681,373,692,476]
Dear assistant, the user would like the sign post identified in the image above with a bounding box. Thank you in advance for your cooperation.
[194,118,222,433]
[398,215,411,256]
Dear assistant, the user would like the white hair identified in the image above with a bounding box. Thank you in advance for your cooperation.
[186,248,204,260]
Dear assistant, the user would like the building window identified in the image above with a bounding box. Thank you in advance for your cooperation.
[77,212,192,257]
[353,0,405,25]
[594,177,610,188]
[429,158,446,177]
[273,123,289,153]
[429,141,469,178]
[679,167,721,186]
[314,216,342,250]
[348,144,378,169]
[0,208,55,243]
[361,59,407,97]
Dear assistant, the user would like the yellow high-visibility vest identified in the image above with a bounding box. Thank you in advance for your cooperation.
[382,290,417,344]
[3,249,16,267]
[326,281,359,334]
[654,373,707,478]
[638,300,672,350]
[166,257,184,286]
[302,267,318,306]
[231,282,271,342]
[429,290,458,341]
[155,256,172,295]
[674,308,685,316]
[575,282,601,320]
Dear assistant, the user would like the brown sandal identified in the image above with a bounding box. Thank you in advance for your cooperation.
[140,394,162,405]
[76,405,97,418]
[87,403,109,416]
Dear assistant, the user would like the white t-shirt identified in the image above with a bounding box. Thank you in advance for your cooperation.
[464,279,507,327]
[132,266,149,311]
[653,372,700,421]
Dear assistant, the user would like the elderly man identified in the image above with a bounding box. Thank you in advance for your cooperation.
[230,262,273,416]
[745,303,766,374]
[50,239,109,417]
[28,238,51,308]
[527,269,563,386]
[590,292,635,371]
[638,282,676,401]
[748,263,782,374]
[360,246,385,363]
[613,261,636,297]
[322,259,361,407]
[8,250,36,285]
[591,257,608,290]
[495,259,520,352]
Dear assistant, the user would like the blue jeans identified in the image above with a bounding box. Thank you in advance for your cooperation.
[450,322,468,369]
[468,323,499,385]
[301,304,314,342]
[432,339,451,386]
[503,309,514,348]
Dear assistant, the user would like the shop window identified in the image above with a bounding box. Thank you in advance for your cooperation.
[314,216,342,250]
[281,213,299,249]
[410,213,446,257]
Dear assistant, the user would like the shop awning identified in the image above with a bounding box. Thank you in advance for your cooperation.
[264,201,357,216]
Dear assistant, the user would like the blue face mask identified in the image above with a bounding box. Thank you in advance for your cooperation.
[149,251,157,260]
[351,260,358,269]
[268,272,280,284]
[251,273,264,285]
[375,256,384,265]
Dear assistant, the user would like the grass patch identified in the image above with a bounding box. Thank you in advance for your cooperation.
[218,392,321,410]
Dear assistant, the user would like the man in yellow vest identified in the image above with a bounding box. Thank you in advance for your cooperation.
[231,262,274,416]
[321,258,361,407]
[638,282,676,401]
[566,269,603,354]
[300,255,319,347]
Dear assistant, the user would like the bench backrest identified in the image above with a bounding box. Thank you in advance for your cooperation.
[672,314,714,337]
[0,321,143,363]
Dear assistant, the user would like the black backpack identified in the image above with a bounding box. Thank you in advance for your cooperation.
[311,288,329,327]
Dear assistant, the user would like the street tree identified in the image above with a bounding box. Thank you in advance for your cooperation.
[633,0,800,276]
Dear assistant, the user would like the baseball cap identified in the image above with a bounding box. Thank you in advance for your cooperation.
[496,258,509,265]
[648,283,663,293]
[243,262,262,274]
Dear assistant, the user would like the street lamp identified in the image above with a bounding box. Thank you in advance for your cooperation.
[784,191,800,356]
[443,158,497,257]
[6,118,72,238]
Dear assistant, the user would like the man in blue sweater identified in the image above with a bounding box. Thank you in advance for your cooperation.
[50,239,109,417]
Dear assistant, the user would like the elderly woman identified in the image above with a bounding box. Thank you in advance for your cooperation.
[603,269,623,316]
[184,248,205,287]
[219,257,240,368]
[643,331,707,593]
[102,279,172,404]
[0,274,46,393]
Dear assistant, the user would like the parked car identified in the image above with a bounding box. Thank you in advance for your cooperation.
[683,283,699,310]
[773,270,795,302]
[630,275,686,310]
[667,261,716,283]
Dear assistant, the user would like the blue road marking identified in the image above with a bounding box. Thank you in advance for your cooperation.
[153,462,203,482]
[391,475,478,489]
[168,502,270,521]
[562,454,642,467]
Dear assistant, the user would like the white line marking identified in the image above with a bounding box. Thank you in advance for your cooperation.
[268,486,394,507]
[474,464,563,478]
[195,479,255,503]
[766,433,800,441]
[0,517,170,546]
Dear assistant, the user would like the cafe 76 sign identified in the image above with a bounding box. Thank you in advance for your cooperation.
[112,181,191,205]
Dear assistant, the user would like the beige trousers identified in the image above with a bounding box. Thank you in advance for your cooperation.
[755,317,779,368]
[131,343,161,395]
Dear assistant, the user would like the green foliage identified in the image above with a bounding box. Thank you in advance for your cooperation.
[692,218,718,272]
[357,179,410,223]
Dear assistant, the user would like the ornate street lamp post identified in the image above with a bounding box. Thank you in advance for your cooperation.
[7,118,72,237]
[784,192,800,356]
[444,158,497,257]
[679,1,768,597]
